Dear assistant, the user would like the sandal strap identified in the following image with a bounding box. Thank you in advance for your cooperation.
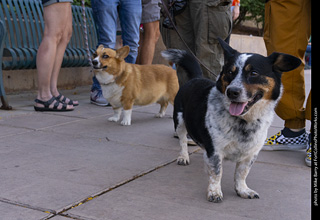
[56,94,74,105]
[34,97,57,108]
[61,102,68,110]
[53,99,60,109]
[56,94,67,103]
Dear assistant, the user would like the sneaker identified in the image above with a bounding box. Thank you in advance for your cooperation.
[305,133,312,167]
[90,90,110,106]
[263,127,308,151]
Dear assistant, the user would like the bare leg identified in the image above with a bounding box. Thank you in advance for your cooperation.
[35,3,74,110]
[137,21,160,65]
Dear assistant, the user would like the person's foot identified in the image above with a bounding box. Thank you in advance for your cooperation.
[263,127,308,151]
[54,93,79,106]
[90,90,110,106]
[34,96,74,112]
[305,133,312,167]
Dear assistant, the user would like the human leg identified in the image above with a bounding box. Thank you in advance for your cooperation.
[91,0,118,48]
[118,0,142,64]
[264,0,311,129]
[90,0,119,106]
[263,0,311,149]
[137,0,161,64]
[191,0,232,81]
[138,21,160,65]
[35,3,74,110]
[48,3,78,106]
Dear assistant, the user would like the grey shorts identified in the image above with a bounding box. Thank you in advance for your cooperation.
[42,0,73,7]
[141,0,161,23]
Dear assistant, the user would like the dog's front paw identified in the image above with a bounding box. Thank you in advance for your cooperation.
[177,155,189,165]
[155,112,165,118]
[120,119,131,126]
[108,116,120,122]
[207,189,223,203]
[236,187,260,199]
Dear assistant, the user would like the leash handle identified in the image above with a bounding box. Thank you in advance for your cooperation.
[160,0,217,77]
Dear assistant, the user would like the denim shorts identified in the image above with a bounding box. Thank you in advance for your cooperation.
[42,0,73,7]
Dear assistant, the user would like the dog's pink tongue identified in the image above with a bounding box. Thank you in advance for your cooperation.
[229,102,248,116]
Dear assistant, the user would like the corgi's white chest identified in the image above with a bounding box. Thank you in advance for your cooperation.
[101,82,124,108]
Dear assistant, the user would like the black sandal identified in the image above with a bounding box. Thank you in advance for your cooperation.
[55,94,79,106]
[34,97,73,112]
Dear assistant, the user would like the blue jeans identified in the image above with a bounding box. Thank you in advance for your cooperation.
[91,0,142,92]
[305,44,311,66]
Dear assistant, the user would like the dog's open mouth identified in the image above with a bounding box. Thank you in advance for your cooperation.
[93,65,108,70]
[229,92,263,116]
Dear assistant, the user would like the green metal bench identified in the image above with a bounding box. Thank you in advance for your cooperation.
[0,0,98,110]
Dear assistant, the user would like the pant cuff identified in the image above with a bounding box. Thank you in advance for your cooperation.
[285,119,306,129]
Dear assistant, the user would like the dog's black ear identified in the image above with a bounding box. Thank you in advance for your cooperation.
[116,46,130,60]
[218,37,238,60]
[268,52,301,73]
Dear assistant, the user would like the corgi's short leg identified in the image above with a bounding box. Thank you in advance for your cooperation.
[108,108,121,122]
[121,109,132,126]
[155,101,168,118]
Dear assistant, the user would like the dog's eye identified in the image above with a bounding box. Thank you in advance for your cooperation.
[250,71,258,77]
[103,54,109,59]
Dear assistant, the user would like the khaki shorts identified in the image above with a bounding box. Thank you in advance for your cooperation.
[42,0,73,7]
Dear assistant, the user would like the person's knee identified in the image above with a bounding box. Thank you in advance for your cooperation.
[62,26,73,43]
[144,21,160,43]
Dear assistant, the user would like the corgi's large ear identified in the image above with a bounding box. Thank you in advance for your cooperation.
[218,37,238,60]
[116,46,130,60]
[268,52,301,73]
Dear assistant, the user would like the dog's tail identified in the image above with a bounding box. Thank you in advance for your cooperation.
[161,49,202,80]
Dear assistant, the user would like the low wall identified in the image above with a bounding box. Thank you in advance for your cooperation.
[230,34,267,56]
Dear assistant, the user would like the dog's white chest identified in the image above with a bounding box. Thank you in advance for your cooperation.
[101,83,124,108]
[205,88,273,162]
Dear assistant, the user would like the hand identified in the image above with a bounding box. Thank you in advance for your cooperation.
[232,5,240,21]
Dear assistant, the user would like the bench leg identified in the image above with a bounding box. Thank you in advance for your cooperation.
[0,69,12,110]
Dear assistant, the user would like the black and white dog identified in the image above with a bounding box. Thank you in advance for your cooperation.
[162,39,301,203]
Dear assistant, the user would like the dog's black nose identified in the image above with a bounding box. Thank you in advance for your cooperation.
[92,59,98,66]
[227,87,241,99]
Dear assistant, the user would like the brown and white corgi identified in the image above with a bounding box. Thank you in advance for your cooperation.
[92,45,179,125]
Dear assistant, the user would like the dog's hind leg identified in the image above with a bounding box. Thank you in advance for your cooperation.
[204,153,223,203]
[176,112,189,165]
[234,154,260,199]
[155,99,168,118]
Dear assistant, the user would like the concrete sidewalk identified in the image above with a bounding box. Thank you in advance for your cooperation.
[0,70,311,220]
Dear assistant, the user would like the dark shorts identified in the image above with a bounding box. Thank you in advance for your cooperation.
[42,0,73,7]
